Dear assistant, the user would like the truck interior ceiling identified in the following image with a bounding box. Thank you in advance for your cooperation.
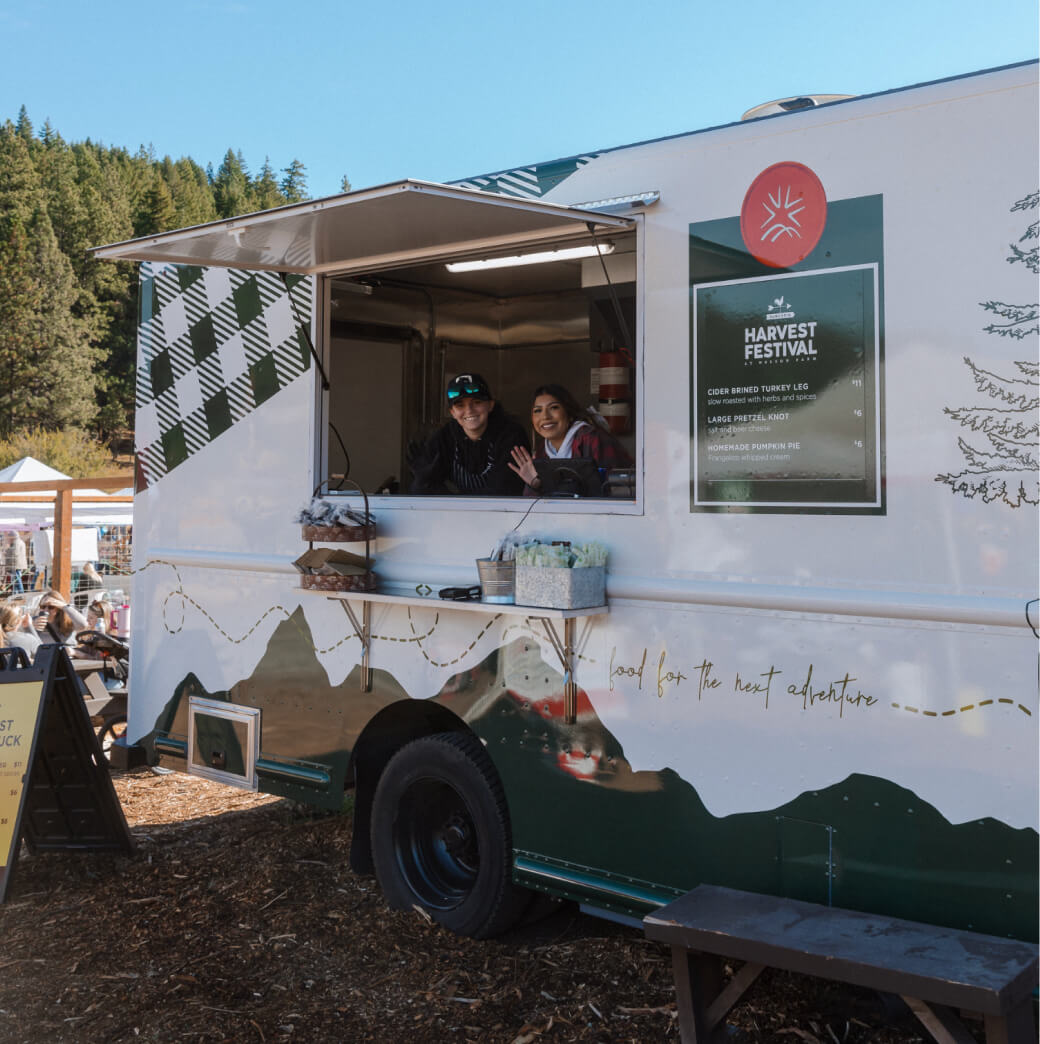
[322,228,638,499]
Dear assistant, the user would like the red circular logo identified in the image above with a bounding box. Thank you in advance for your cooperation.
[740,162,827,268]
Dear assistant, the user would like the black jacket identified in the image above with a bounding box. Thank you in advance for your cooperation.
[409,404,528,495]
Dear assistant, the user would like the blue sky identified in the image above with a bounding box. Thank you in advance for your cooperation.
[1,0,1036,199]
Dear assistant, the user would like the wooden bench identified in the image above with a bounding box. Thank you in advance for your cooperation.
[643,885,1038,1044]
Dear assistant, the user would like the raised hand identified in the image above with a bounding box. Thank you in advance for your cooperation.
[508,445,539,487]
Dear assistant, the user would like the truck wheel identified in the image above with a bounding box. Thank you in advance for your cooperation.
[96,717,127,763]
[370,731,527,939]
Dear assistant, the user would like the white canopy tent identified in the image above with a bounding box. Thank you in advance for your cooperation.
[0,457,133,529]
[0,457,133,578]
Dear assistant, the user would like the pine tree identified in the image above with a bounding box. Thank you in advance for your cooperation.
[0,124,99,434]
[168,157,217,227]
[26,205,100,430]
[36,135,136,437]
[0,107,322,442]
[979,191,1039,341]
[38,127,88,268]
[137,170,177,234]
[0,120,44,226]
[937,192,1040,507]
[212,148,254,217]
[0,208,98,434]
[281,158,308,203]
[0,222,44,435]
[254,157,285,210]
[75,144,138,438]
[15,105,33,141]
[99,143,155,236]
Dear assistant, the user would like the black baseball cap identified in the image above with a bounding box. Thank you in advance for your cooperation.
[446,373,492,402]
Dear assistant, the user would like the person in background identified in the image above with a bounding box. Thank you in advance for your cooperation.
[5,531,27,594]
[34,589,89,647]
[409,373,528,495]
[508,383,633,494]
[87,596,110,634]
[78,561,104,594]
[0,605,41,662]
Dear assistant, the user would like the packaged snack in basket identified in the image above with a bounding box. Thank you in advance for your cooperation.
[293,548,372,575]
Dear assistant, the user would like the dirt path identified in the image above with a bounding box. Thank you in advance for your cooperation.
[0,770,950,1042]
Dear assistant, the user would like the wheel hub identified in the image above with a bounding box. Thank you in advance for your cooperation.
[395,778,480,910]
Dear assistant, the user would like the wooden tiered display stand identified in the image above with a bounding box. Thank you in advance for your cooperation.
[299,481,376,594]
[300,483,378,686]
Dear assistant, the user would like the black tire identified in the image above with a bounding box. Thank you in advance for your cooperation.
[96,716,127,762]
[370,731,527,939]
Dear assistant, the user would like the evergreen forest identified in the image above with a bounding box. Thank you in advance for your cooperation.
[0,105,331,459]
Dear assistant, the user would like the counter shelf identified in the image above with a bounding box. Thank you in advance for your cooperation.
[301,582,607,723]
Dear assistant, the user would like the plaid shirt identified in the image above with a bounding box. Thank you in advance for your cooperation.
[535,423,632,470]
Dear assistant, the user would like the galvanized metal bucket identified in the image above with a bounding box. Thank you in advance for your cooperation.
[476,558,515,604]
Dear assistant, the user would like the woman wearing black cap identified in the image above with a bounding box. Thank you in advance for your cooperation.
[409,373,528,495]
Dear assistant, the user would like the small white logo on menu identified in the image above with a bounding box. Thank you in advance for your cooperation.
[767,296,795,320]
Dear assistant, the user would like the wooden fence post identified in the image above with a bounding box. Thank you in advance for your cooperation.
[52,489,74,599]
[0,477,131,601]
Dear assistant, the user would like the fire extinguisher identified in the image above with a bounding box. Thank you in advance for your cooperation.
[594,350,631,435]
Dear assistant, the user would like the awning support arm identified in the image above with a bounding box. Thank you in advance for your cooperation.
[587,221,634,364]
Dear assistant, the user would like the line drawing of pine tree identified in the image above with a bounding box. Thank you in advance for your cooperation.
[937,191,1039,508]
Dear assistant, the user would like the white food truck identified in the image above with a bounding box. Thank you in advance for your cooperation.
[95,61,1038,941]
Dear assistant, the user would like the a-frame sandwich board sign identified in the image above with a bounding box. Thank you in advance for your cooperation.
[0,644,134,903]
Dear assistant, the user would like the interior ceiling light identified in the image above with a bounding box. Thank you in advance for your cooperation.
[446,242,614,273]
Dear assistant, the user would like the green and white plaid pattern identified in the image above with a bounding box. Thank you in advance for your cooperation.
[454,154,599,199]
[133,156,595,488]
[136,263,312,489]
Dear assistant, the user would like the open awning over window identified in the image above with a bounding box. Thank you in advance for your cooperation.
[92,179,636,276]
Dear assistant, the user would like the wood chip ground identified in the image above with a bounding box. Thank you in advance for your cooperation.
[0,769,971,1042]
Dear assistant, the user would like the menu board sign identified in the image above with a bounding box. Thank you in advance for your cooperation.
[693,264,881,509]
[690,182,885,514]
[1,646,134,902]
[0,679,46,902]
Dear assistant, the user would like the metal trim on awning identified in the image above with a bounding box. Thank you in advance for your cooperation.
[92,179,636,276]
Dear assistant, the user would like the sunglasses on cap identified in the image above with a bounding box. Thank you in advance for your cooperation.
[446,374,490,401]
[447,384,488,402]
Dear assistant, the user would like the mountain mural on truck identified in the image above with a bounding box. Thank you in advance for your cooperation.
[148,609,1038,942]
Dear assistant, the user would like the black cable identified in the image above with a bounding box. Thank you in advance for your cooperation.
[279,272,331,391]
[509,495,544,535]
[328,421,351,487]
[277,274,355,486]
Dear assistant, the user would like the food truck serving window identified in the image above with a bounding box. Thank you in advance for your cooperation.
[323,230,640,506]
[93,180,641,509]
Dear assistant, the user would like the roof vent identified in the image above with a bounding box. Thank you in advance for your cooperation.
[741,94,854,121]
